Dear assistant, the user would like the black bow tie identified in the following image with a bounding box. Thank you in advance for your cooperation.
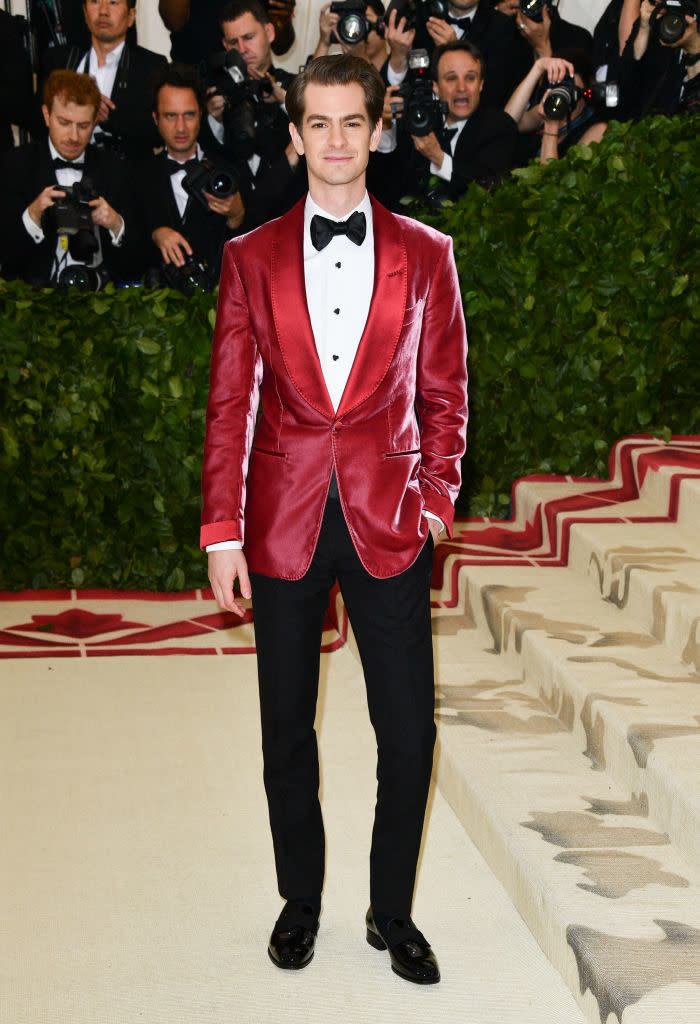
[445,13,472,31]
[167,157,199,175]
[53,158,84,170]
[439,125,459,153]
[310,211,366,251]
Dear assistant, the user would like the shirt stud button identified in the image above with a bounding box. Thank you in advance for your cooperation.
[332,354,339,361]
[333,307,340,315]
[335,262,341,268]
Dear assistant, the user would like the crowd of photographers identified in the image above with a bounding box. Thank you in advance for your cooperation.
[0,0,697,294]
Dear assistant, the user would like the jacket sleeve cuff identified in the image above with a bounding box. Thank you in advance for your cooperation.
[422,493,455,538]
[200,519,242,550]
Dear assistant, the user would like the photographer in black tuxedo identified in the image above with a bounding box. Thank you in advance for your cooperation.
[39,0,166,159]
[0,70,138,288]
[134,63,246,290]
[377,40,516,201]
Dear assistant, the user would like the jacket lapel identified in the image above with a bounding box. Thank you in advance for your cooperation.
[337,198,407,417]
[271,198,335,419]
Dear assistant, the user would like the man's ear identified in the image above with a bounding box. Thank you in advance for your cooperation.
[265,21,276,46]
[42,103,51,129]
[289,120,305,157]
[369,117,383,152]
[127,6,136,28]
[152,109,158,128]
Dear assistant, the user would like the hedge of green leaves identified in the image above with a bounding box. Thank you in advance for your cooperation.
[1,113,698,590]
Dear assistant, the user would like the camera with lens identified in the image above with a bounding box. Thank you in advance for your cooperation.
[182,159,239,213]
[206,48,281,157]
[144,257,217,296]
[542,73,619,120]
[330,0,385,43]
[518,0,557,23]
[57,264,110,292]
[385,0,447,32]
[650,0,700,44]
[395,48,447,136]
[40,177,100,263]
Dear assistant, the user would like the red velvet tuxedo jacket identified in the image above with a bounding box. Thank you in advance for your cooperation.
[200,195,468,580]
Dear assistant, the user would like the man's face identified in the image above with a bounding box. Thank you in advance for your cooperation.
[434,50,484,123]
[289,82,382,193]
[221,12,275,73]
[83,0,135,46]
[43,94,97,159]
[153,85,201,157]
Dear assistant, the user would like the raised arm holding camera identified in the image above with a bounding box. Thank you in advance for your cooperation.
[0,70,137,288]
[618,0,700,115]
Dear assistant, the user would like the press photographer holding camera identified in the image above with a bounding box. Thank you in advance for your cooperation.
[505,49,610,163]
[135,63,246,291]
[618,0,700,115]
[202,0,303,219]
[312,0,390,71]
[377,40,516,201]
[0,69,137,288]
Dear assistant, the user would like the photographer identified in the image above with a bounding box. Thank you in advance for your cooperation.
[203,0,304,219]
[39,0,166,160]
[312,0,389,72]
[134,63,245,288]
[378,40,517,201]
[0,70,137,288]
[505,50,608,163]
[510,0,593,61]
[0,9,34,152]
[618,0,700,115]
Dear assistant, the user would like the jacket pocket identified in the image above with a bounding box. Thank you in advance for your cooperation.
[384,449,420,458]
[252,446,287,458]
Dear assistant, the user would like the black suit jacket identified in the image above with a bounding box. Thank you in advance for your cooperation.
[0,139,142,285]
[39,43,167,159]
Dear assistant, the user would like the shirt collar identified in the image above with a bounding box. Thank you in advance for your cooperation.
[166,143,204,165]
[48,139,86,164]
[447,5,477,22]
[91,40,125,68]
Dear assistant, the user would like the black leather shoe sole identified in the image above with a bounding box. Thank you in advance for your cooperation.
[267,942,315,970]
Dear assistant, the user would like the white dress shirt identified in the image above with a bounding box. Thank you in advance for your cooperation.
[168,144,204,219]
[79,43,124,144]
[431,115,469,181]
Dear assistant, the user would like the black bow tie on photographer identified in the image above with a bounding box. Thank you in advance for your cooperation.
[310,211,366,251]
[53,158,84,170]
[439,125,458,152]
[167,157,200,175]
[444,13,472,32]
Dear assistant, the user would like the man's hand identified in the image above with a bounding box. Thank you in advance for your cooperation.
[385,8,416,73]
[517,6,552,57]
[412,130,444,167]
[426,16,457,46]
[427,518,443,545]
[208,548,251,616]
[206,87,227,122]
[383,84,403,126]
[27,185,65,228]
[248,66,287,104]
[318,1,339,46]
[205,188,245,228]
[152,226,192,266]
[494,0,519,14]
[89,196,123,234]
[536,55,575,85]
[97,93,116,124]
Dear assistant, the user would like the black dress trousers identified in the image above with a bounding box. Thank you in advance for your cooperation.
[250,496,436,918]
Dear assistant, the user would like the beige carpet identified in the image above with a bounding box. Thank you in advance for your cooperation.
[1,644,585,1024]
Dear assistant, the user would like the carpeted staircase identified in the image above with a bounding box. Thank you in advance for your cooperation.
[428,436,700,1024]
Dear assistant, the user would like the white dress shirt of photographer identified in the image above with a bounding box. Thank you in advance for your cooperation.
[205,1,300,181]
[22,90,125,281]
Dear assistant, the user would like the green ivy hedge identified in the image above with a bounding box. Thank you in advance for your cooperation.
[1,113,698,591]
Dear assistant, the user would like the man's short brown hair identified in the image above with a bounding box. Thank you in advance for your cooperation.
[286,54,385,132]
[43,69,101,117]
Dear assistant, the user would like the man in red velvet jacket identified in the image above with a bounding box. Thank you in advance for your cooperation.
[201,54,467,984]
